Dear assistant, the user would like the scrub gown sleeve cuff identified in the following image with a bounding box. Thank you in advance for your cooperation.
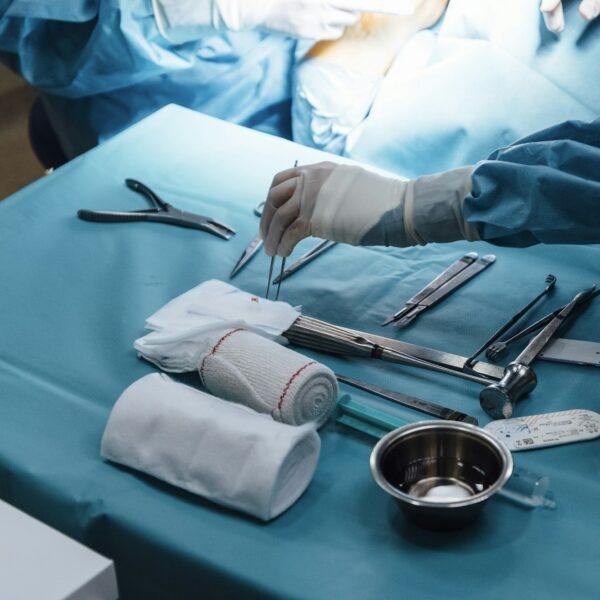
[407,165,480,245]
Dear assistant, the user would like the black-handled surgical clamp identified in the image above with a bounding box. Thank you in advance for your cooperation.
[78,179,235,240]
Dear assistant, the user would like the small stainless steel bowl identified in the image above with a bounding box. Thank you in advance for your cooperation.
[370,421,513,530]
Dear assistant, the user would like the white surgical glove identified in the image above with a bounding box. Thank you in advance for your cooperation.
[540,0,600,33]
[153,0,416,43]
[260,162,479,256]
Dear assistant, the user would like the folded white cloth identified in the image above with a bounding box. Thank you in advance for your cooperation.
[101,374,321,521]
[135,279,301,372]
[199,328,337,426]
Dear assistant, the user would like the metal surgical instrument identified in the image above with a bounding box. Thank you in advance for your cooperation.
[485,287,600,361]
[480,286,597,419]
[336,374,479,425]
[382,252,478,326]
[464,274,557,368]
[391,254,496,328]
[230,201,265,278]
[539,338,600,367]
[78,179,235,240]
[335,398,556,510]
[275,257,285,301]
[266,160,297,300]
[284,316,500,386]
[272,240,337,285]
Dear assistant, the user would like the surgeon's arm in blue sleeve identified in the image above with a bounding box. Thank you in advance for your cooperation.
[464,119,600,247]
[0,0,210,98]
[260,119,600,257]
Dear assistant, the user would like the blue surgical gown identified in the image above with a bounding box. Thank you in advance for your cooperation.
[465,119,600,246]
[0,0,296,157]
[345,0,600,178]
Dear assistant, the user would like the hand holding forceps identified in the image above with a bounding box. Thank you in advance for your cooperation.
[78,179,235,240]
[230,199,338,284]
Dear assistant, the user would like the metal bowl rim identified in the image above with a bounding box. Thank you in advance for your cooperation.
[370,420,513,509]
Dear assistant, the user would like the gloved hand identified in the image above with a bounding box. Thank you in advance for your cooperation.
[260,162,480,256]
[540,0,600,33]
[258,0,418,39]
[154,0,416,42]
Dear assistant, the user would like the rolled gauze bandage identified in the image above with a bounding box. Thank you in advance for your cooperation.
[101,373,321,521]
[199,328,338,427]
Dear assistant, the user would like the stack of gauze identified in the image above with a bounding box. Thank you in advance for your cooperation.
[134,279,338,427]
[114,281,340,519]
[101,374,321,521]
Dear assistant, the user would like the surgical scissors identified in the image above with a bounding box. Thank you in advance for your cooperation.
[229,201,266,278]
[78,179,235,240]
[272,240,337,285]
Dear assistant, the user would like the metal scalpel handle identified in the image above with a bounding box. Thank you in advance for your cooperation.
[336,374,479,425]
[395,255,496,328]
[382,252,478,326]
[480,286,597,419]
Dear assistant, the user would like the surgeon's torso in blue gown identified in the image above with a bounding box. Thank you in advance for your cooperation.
[0,0,296,158]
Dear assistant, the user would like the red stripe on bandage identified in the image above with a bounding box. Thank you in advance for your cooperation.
[199,328,244,381]
[275,361,317,418]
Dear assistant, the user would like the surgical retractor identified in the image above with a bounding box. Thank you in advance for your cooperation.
[486,287,600,362]
[479,286,597,419]
[464,274,556,368]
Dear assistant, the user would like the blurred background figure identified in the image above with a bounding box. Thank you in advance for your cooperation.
[0,0,406,170]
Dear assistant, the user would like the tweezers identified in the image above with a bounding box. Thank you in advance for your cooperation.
[78,179,235,240]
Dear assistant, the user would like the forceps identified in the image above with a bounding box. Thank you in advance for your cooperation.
[78,179,235,240]
[229,201,265,278]
[266,160,298,300]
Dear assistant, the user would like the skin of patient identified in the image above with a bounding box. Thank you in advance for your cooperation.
[308,0,449,74]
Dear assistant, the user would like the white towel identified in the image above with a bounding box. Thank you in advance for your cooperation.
[135,280,301,372]
[146,279,300,334]
[101,374,321,521]
[199,328,337,427]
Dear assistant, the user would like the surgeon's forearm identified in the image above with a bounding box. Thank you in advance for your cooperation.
[312,164,479,248]
[384,165,479,247]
